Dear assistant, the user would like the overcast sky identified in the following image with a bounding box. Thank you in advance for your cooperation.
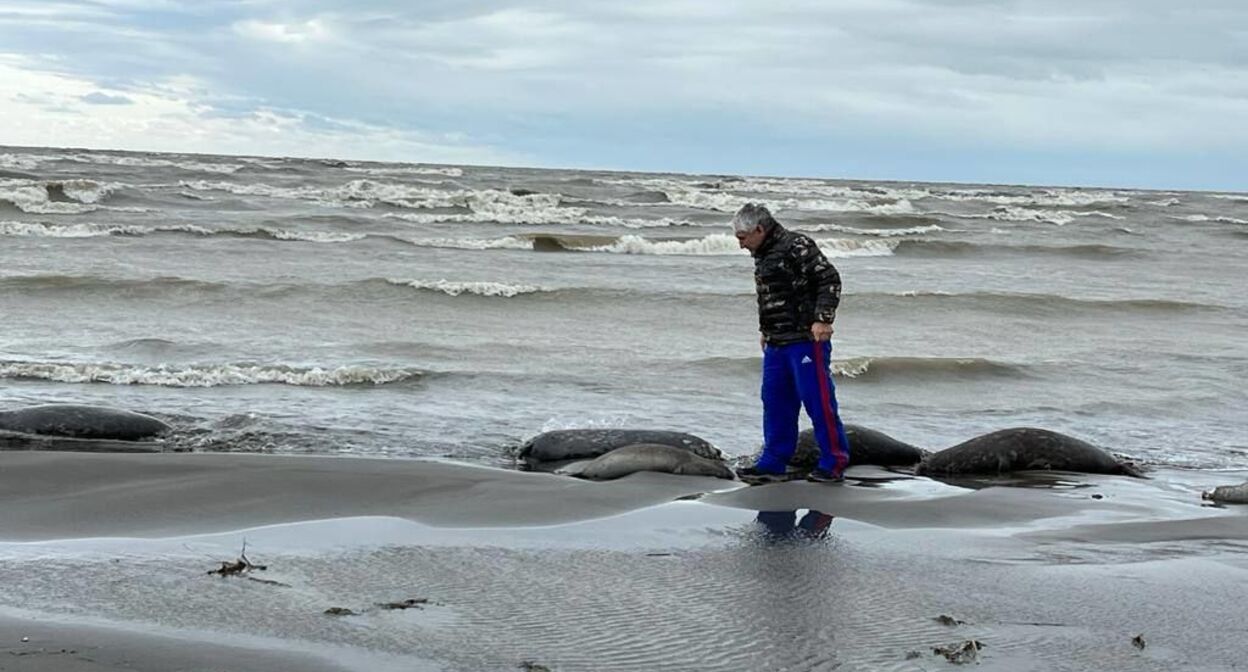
[1,1,1245,189]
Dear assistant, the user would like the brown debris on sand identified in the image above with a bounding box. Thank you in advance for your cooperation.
[1132,634,1147,649]
[933,614,968,626]
[376,598,430,610]
[206,542,267,577]
[933,639,984,664]
[519,663,552,672]
[324,607,357,616]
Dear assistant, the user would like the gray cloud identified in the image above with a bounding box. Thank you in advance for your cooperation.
[80,91,133,105]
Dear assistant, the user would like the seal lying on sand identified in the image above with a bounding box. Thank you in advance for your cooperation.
[1203,482,1248,504]
[749,424,929,473]
[569,444,735,481]
[519,429,721,467]
[917,427,1142,477]
[0,404,170,441]
[797,424,929,469]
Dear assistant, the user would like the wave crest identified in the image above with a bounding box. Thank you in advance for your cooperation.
[0,178,122,214]
[0,361,424,387]
[385,278,547,297]
[834,356,1024,381]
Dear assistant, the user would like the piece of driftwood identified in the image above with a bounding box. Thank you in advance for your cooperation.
[933,640,984,664]
[207,541,268,576]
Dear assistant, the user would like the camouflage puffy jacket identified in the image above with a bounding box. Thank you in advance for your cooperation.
[752,224,842,345]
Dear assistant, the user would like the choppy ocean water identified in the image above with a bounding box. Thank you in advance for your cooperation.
[1,146,1245,469]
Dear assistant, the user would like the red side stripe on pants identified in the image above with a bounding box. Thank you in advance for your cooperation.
[812,342,848,474]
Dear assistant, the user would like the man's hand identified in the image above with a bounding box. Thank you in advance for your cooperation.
[811,322,834,342]
[760,334,766,350]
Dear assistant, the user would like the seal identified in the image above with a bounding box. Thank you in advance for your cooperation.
[1203,482,1248,504]
[0,404,170,441]
[519,429,721,467]
[572,444,735,481]
[749,424,929,473]
[917,427,1142,477]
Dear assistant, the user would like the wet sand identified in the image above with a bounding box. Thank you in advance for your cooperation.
[1,452,1246,671]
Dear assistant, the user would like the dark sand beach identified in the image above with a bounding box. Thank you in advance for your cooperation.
[2,452,1246,671]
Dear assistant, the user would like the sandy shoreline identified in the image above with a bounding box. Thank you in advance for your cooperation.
[2,452,1246,671]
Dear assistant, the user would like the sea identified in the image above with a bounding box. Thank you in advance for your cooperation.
[1,145,1245,470]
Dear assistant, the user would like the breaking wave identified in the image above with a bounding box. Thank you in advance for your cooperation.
[540,233,898,257]
[401,233,897,257]
[0,360,425,387]
[949,206,1124,226]
[596,176,1130,210]
[344,165,464,177]
[62,152,244,174]
[0,178,123,214]
[384,278,548,297]
[833,356,1026,381]
[796,223,946,237]
[0,153,42,171]
[180,180,690,227]
[0,221,365,243]
[1172,214,1248,225]
[930,188,1129,207]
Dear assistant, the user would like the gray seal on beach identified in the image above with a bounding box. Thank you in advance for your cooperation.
[917,427,1143,477]
[519,429,721,466]
[1202,482,1248,504]
[0,404,170,441]
[749,424,929,472]
[573,444,736,481]
[798,424,929,469]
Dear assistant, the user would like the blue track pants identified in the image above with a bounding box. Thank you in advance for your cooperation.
[756,340,851,476]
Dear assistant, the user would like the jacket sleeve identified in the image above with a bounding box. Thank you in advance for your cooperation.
[792,235,842,324]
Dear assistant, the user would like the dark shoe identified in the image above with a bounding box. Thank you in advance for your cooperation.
[806,469,845,484]
[736,466,788,484]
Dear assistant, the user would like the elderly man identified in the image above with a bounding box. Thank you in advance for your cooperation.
[732,203,850,483]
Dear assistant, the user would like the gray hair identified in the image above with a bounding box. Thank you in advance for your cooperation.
[731,203,776,234]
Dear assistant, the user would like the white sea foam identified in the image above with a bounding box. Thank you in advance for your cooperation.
[596,176,921,216]
[598,175,1128,211]
[0,183,95,214]
[1210,194,1248,202]
[0,153,42,170]
[798,223,946,237]
[404,236,534,251]
[182,179,570,216]
[345,165,463,177]
[587,233,745,255]
[0,221,363,241]
[386,278,546,297]
[1149,198,1181,207]
[656,187,919,216]
[584,233,897,257]
[0,361,422,387]
[0,178,126,214]
[957,207,1124,226]
[278,230,367,242]
[814,238,899,257]
[63,153,244,174]
[933,189,1129,207]
[1172,214,1248,225]
[0,221,149,237]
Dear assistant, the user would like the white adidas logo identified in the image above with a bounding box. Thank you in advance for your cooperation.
[801,356,812,364]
